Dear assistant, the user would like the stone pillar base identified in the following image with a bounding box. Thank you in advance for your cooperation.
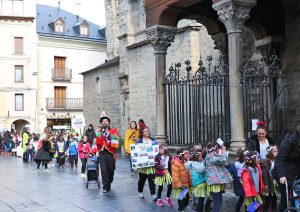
[155,135,167,144]
[230,140,246,152]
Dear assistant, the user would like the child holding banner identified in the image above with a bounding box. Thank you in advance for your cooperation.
[136,127,158,201]
[154,143,173,207]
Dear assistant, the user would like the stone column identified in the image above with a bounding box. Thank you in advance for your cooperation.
[212,32,228,65]
[213,0,256,151]
[145,25,177,143]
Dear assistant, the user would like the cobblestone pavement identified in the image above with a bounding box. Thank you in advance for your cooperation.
[0,156,238,212]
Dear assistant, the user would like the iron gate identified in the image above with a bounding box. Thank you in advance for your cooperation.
[241,51,286,144]
[165,55,230,147]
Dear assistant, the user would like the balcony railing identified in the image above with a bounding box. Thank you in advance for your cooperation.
[46,98,83,110]
[52,68,72,81]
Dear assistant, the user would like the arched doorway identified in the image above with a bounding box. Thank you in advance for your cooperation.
[12,119,30,133]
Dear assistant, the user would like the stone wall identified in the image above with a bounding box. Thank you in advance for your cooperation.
[82,63,121,132]
[282,0,300,130]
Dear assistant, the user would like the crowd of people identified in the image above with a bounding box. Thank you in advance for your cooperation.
[1,117,300,212]
[123,121,300,212]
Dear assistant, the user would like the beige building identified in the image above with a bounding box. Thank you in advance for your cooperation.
[35,4,107,133]
[0,1,37,133]
[0,2,107,134]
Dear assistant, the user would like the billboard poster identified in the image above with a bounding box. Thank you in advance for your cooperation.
[130,143,159,169]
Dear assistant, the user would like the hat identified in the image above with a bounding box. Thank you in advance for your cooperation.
[99,111,110,123]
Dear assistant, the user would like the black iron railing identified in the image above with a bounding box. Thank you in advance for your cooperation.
[165,55,231,147]
[46,98,83,110]
[52,68,72,81]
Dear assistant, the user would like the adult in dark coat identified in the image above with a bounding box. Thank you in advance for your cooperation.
[34,134,52,170]
[272,124,300,211]
[85,124,96,145]
[246,122,273,159]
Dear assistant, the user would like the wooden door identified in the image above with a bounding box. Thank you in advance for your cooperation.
[54,57,66,79]
[54,86,66,108]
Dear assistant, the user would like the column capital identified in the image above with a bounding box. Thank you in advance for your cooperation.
[145,25,177,54]
[213,0,256,34]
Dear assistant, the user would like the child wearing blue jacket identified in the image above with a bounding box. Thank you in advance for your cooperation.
[67,135,78,168]
[185,146,206,212]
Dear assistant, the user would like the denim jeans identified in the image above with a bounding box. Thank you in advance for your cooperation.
[212,192,222,212]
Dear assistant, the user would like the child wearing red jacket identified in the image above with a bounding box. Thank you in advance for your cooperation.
[241,151,266,211]
[78,135,91,177]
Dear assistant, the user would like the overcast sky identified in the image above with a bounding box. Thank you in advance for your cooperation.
[39,0,106,26]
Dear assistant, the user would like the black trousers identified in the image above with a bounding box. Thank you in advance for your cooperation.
[69,154,78,168]
[157,184,172,199]
[263,194,277,211]
[235,196,244,212]
[99,149,115,190]
[178,193,190,211]
[36,160,48,169]
[279,183,292,211]
[57,152,65,166]
[138,172,156,195]
[81,158,87,174]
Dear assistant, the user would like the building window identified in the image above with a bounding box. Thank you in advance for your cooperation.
[15,94,24,111]
[96,77,101,94]
[80,25,88,36]
[15,65,23,83]
[55,20,64,32]
[14,37,23,54]
[1,0,24,15]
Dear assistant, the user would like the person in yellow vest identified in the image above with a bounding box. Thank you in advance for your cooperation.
[22,127,30,162]
[124,121,139,175]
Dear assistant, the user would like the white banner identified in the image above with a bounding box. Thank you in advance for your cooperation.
[130,143,159,169]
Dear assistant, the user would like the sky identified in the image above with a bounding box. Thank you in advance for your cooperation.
[38,0,106,26]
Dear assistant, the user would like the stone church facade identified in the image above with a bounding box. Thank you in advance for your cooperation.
[82,0,300,149]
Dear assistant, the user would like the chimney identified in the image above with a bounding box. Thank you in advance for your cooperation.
[58,1,60,11]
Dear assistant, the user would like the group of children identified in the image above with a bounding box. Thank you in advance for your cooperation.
[136,141,279,212]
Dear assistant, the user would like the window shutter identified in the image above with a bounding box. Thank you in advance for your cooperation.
[14,37,23,54]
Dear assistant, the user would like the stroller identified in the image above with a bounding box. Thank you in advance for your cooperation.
[86,155,100,189]
[284,180,300,212]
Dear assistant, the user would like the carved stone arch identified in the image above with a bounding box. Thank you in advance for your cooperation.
[178,14,223,36]
[245,20,267,40]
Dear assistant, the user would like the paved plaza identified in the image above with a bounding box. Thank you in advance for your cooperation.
[0,156,237,212]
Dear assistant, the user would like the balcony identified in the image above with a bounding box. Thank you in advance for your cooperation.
[46,98,83,110]
[52,68,72,81]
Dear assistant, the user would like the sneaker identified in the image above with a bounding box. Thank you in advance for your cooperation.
[138,192,144,198]
[44,168,50,172]
[156,199,163,207]
[103,189,108,193]
[151,194,157,201]
[164,197,173,207]
[80,173,85,178]
[130,171,135,176]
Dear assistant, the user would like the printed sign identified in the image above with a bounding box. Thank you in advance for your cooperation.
[130,143,159,169]
[72,117,86,128]
[252,119,259,131]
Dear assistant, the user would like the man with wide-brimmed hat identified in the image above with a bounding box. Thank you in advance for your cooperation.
[95,111,120,193]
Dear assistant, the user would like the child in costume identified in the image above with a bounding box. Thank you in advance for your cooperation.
[262,145,279,212]
[227,148,246,212]
[154,143,173,207]
[172,147,192,212]
[241,151,265,211]
[185,145,206,212]
[205,142,232,212]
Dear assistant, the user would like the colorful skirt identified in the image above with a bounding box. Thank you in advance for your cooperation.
[193,182,206,198]
[206,184,225,198]
[244,195,263,207]
[136,167,155,175]
[154,171,172,186]
[265,180,280,197]
[173,187,191,200]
